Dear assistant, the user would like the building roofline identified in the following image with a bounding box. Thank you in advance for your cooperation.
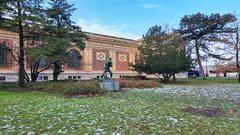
[84,31,136,41]
[0,28,142,44]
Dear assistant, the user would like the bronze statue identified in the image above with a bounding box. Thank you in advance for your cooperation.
[101,58,113,79]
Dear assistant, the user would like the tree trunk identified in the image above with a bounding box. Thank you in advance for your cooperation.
[17,1,25,88]
[53,62,62,81]
[31,63,38,82]
[24,71,30,82]
[155,74,164,82]
[31,71,39,82]
[195,40,206,80]
[162,73,171,82]
[238,68,240,83]
[31,74,38,82]
[172,74,176,82]
[236,31,240,83]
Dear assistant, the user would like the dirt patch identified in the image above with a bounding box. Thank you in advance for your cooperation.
[181,107,226,117]
[228,108,239,113]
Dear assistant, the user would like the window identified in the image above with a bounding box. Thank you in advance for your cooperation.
[68,49,81,68]
[68,75,81,80]
[37,76,48,81]
[0,45,7,67]
[0,76,6,81]
[43,76,48,80]
[37,76,43,80]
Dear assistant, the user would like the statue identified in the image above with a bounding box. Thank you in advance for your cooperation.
[101,58,113,79]
[99,57,119,91]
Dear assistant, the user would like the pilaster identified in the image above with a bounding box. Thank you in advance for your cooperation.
[109,50,116,72]
[84,47,93,72]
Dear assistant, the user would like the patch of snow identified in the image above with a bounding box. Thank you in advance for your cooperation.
[135,84,240,101]
[27,131,35,135]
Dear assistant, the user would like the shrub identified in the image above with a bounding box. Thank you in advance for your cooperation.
[63,81,104,96]
[118,80,161,89]
[120,75,148,80]
[0,80,105,96]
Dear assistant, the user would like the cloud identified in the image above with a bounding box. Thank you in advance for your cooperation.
[141,3,162,9]
[77,18,140,39]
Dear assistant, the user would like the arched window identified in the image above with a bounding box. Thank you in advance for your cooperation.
[0,45,7,67]
[68,49,81,68]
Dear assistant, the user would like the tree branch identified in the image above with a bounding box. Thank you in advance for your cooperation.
[6,47,20,64]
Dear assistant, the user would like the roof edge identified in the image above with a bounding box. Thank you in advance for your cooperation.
[84,31,136,41]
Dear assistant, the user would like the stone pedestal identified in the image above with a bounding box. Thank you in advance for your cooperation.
[99,79,119,92]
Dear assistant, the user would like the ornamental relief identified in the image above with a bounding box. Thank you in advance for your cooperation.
[96,52,106,61]
[119,54,127,62]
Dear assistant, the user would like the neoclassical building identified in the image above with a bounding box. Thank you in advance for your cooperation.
[0,29,140,82]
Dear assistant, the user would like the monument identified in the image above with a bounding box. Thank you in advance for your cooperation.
[99,58,119,91]
[101,58,113,79]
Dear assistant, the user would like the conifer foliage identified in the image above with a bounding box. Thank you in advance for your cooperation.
[178,13,236,79]
[0,0,44,87]
[0,0,86,85]
[44,0,86,81]
[132,25,192,82]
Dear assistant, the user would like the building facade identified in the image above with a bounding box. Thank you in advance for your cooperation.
[0,29,139,82]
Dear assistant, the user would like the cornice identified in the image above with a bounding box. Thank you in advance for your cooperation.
[84,32,140,48]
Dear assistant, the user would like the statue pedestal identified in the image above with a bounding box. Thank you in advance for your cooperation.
[99,78,119,92]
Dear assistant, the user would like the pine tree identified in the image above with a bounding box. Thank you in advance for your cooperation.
[132,25,192,82]
[44,0,86,81]
[178,13,236,80]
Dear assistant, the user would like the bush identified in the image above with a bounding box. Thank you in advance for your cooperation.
[63,81,104,96]
[120,75,147,80]
[0,82,18,89]
[118,80,161,89]
[0,80,105,96]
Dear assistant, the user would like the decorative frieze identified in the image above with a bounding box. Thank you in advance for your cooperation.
[96,52,107,61]
[118,54,127,62]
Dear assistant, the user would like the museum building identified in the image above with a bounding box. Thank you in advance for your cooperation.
[0,29,140,82]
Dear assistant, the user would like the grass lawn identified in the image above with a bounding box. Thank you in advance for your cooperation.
[168,77,240,85]
[0,83,240,134]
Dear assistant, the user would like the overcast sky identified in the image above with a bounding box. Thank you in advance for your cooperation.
[68,0,240,39]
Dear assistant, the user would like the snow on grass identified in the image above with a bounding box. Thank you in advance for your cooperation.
[0,84,239,134]
[135,84,240,101]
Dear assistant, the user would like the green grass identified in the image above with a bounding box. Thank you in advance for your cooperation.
[167,77,239,85]
[0,89,239,134]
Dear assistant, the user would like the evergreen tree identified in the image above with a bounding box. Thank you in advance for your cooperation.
[132,25,192,82]
[178,13,236,79]
[44,0,86,81]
